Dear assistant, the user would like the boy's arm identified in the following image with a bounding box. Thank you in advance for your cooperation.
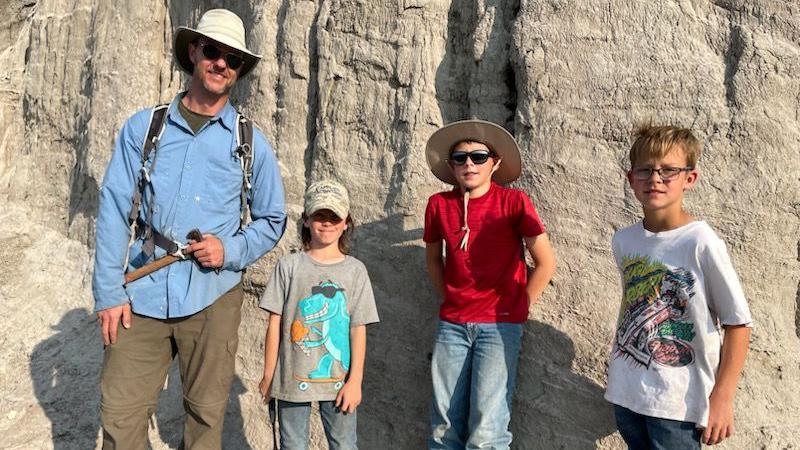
[523,233,557,309]
[425,241,446,300]
[336,325,366,413]
[703,324,751,445]
[258,313,282,402]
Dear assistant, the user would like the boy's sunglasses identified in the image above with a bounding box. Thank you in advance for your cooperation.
[448,150,495,166]
[199,43,244,70]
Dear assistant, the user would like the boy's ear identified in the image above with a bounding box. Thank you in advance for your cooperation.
[491,158,502,174]
[684,169,699,190]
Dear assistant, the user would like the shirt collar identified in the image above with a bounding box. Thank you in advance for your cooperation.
[167,92,237,133]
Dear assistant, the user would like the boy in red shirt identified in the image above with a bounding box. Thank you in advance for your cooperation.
[423,120,556,448]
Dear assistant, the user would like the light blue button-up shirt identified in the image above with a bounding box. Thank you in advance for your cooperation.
[93,94,287,318]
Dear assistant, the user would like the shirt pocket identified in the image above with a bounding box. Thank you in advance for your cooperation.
[203,152,243,215]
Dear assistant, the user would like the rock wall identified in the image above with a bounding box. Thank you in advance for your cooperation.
[1,0,798,448]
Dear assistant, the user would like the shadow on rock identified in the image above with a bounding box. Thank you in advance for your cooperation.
[154,361,252,449]
[512,321,616,449]
[30,308,102,449]
[351,214,435,449]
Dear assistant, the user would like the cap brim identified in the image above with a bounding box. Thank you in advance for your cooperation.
[306,205,349,220]
[425,119,522,185]
[174,27,261,78]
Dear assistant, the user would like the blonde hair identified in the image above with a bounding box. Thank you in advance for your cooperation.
[629,124,701,168]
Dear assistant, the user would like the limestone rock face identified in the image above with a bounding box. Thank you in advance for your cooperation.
[1,0,798,448]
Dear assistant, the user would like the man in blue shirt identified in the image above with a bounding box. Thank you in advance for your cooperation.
[92,9,286,449]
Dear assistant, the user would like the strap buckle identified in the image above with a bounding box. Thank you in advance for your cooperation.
[140,165,151,183]
[170,241,189,260]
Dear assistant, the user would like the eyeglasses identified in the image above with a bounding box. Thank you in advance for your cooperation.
[199,43,244,70]
[631,166,694,181]
[311,284,345,299]
[448,150,495,165]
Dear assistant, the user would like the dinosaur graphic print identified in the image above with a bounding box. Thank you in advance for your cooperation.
[290,280,350,391]
[614,255,697,368]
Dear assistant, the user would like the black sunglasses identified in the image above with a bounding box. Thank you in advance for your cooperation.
[199,43,244,70]
[311,284,345,299]
[449,150,495,166]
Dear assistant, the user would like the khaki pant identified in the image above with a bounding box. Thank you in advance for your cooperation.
[100,284,244,450]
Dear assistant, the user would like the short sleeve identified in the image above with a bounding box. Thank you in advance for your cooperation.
[702,239,753,327]
[611,231,625,289]
[423,196,443,243]
[348,263,380,326]
[516,192,546,237]
[258,258,287,315]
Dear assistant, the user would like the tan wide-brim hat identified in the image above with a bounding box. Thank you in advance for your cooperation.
[425,119,522,185]
[174,9,262,78]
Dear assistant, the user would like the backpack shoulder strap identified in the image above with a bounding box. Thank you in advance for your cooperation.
[235,113,255,230]
[141,104,169,167]
[125,104,169,262]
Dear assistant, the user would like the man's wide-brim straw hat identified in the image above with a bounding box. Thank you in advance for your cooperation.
[425,119,522,185]
[174,9,262,78]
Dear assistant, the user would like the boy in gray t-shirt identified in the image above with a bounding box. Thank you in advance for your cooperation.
[259,180,379,448]
[260,252,379,401]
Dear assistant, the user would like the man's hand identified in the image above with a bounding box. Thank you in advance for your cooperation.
[97,303,132,346]
[703,391,735,445]
[335,380,362,414]
[186,234,224,268]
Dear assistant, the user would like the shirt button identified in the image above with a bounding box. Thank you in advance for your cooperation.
[180,194,187,200]
[185,164,191,170]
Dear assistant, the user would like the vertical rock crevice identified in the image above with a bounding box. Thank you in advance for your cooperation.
[723,24,745,112]
[796,240,800,341]
[67,2,98,243]
[303,0,324,186]
[435,0,519,130]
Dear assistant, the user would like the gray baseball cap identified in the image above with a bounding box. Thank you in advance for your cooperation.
[304,180,350,219]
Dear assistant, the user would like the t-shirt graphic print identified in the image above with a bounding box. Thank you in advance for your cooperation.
[291,280,350,391]
[615,255,696,368]
[259,251,380,402]
[604,220,752,427]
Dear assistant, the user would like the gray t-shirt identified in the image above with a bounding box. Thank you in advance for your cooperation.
[259,251,380,402]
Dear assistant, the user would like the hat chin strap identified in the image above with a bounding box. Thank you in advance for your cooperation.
[459,189,470,251]
[459,158,502,251]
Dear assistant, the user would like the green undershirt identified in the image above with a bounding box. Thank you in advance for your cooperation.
[178,99,212,134]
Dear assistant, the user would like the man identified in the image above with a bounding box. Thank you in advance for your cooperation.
[92,9,286,449]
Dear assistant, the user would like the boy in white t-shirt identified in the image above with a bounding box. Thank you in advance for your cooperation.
[605,124,753,448]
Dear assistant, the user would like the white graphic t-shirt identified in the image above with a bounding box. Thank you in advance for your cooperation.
[604,221,752,427]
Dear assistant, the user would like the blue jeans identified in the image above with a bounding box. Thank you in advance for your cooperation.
[428,320,524,450]
[614,405,701,450]
[277,400,357,450]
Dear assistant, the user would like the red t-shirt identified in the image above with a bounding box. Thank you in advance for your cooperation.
[423,182,546,323]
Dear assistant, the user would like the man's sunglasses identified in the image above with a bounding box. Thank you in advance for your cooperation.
[199,43,244,70]
[448,150,495,166]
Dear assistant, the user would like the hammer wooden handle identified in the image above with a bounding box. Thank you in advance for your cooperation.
[124,254,181,284]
